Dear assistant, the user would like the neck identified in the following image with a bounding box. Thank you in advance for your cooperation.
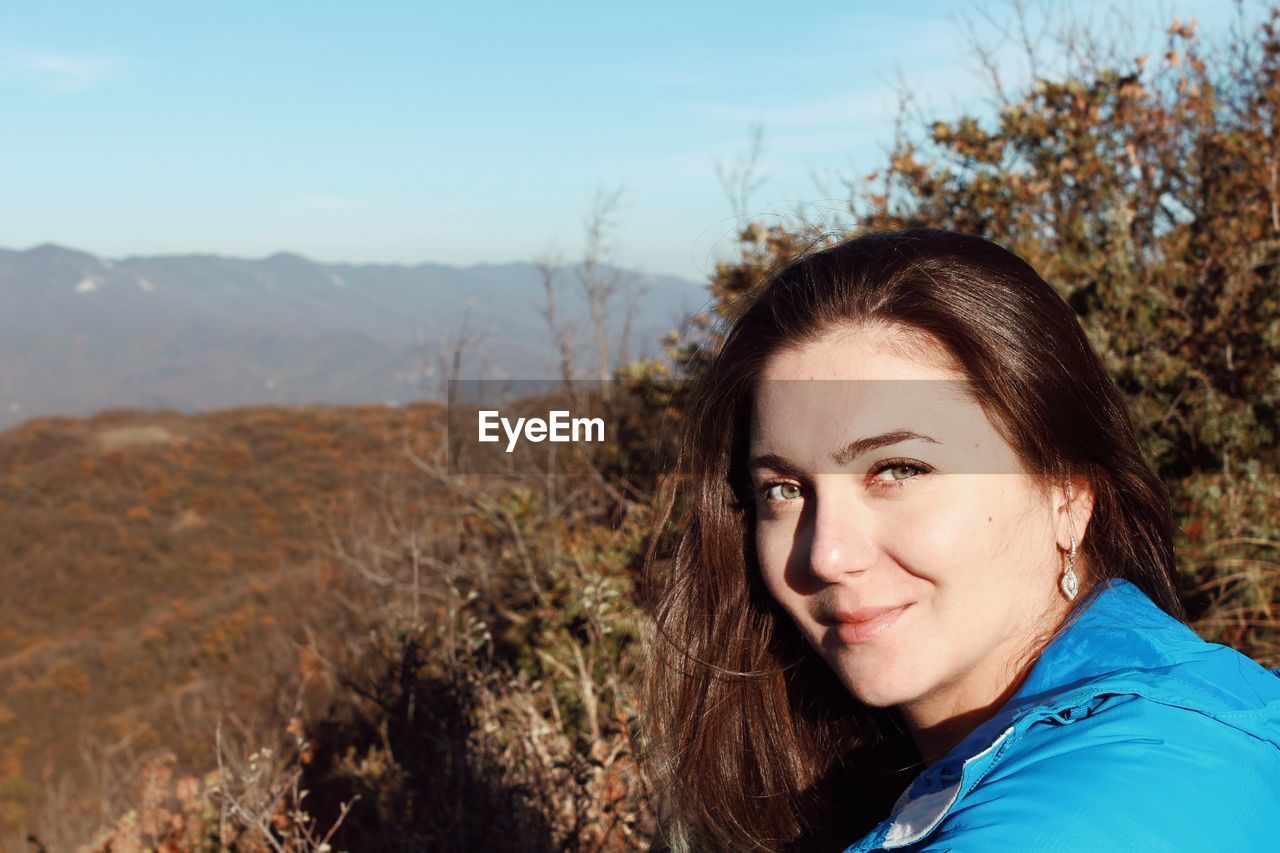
[896,598,1071,764]
[898,684,1020,764]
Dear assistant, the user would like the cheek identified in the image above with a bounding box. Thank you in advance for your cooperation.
[879,492,978,584]
[754,519,789,592]
[754,515,807,615]
[882,476,1020,586]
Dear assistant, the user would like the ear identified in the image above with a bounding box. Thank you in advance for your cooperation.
[1053,475,1095,554]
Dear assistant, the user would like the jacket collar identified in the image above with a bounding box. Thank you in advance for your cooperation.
[845,579,1194,851]
[931,578,1192,772]
[1009,577,1195,705]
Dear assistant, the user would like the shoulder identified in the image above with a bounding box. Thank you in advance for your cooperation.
[921,690,1280,852]
[847,584,1280,853]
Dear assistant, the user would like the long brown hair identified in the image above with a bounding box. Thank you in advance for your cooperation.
[643,228,1180,851]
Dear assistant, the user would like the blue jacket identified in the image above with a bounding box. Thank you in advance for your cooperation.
[843,578,1280,852]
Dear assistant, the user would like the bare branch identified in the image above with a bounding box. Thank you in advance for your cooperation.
[615,275,650,372]
[436,299,487,396]
[535,250,576,388]
[577,185,630,397]
[714,122,768,221]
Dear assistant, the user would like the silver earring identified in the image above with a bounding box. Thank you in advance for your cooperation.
[1060,532,1080,601]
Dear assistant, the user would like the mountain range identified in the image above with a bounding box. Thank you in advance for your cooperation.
[0,245,707,431]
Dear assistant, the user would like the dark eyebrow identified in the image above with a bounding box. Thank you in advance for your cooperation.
[749,430,940,474]
[831,430,939,465]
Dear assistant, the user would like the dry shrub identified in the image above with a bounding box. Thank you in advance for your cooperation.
[288,438,658,851]
[79,720,355,852]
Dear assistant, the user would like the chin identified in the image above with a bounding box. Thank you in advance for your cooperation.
[849,683,918,709]
[835,661,927,709]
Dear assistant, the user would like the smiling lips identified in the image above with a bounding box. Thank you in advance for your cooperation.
[829,604,911,643]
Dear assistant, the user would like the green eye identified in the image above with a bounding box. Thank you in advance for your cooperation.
[765,482,802,501]
[872,459,930,486]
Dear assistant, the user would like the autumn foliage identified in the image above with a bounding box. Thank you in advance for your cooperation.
[6,5,1279,852]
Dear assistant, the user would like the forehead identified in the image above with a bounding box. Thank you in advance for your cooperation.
[760,322,961,383]
[750,323,1023,474]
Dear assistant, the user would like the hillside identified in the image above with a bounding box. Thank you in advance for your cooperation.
[0,402,451,842]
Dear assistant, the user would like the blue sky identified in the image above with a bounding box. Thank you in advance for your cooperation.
[0,1,1243,280]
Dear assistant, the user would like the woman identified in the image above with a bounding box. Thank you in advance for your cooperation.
[644,229,1280,851]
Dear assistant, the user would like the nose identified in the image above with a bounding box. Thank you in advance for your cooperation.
[807,494,878,584]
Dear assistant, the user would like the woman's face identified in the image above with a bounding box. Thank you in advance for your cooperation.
[749,322,1075,730]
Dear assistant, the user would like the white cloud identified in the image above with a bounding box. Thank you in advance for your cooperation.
[0,47,118,92]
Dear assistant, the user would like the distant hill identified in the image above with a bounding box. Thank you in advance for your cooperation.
[0,245,706,431]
